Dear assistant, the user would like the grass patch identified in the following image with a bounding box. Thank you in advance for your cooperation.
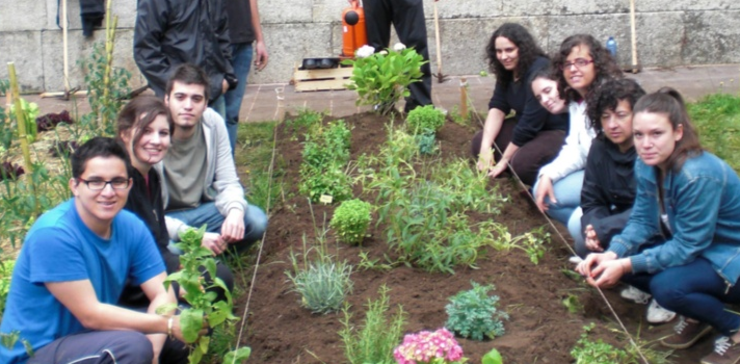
[688,93,740,172]
[235,121,285,212]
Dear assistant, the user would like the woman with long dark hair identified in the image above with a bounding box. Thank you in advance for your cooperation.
[471,23,568,186]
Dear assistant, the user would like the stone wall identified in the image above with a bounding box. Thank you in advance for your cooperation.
[1,0,738,93]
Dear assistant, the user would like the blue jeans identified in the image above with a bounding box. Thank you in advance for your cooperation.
[166,201,267,254]
[224,42,254,154]
[533,169,585,225]
[568,207,586,256]
[624,257,740,336]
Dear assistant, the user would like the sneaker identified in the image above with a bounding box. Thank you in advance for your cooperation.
[620,285,651,304]
[701,336,740,364]
[646,299,677,324]
[660,316,713,349]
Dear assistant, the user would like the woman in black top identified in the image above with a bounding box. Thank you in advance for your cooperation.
[471,23,569,185]
[117,95,234,307]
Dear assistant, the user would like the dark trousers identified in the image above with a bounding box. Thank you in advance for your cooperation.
[363,0,432,111]
[471,118,566,186]
[624,257,740,336]
[29,330,188,364]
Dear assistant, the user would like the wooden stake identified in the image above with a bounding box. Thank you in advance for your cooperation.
[460,77,468,118]
[61,0,71,92]
[630,0,639,73]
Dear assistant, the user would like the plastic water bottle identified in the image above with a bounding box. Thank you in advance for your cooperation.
[606,36,618,59]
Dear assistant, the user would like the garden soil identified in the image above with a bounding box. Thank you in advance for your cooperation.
[236,112,713,364]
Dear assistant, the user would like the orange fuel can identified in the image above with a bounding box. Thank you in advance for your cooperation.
[341,0,367,58]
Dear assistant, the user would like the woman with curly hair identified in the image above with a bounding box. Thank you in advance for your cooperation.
[471,23,568,186]
[533,34,622,225]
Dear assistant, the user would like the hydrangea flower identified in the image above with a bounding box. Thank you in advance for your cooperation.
[355,45,375,58]
[393,42,407,52]
[394,328,466,364]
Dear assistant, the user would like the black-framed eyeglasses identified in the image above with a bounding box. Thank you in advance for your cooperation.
[560,58,594,71]
[77,177,130,191]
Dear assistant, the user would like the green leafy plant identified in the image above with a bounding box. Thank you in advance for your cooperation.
[285,231,353,314]
[489,225,550,264]
[406,105,445,135]
[571,323,633,364]
[415,130,437,155]
[339,285,406,364]
[330,199,372,245]
[0,259,15,319]
[78,41,131,137]
[344,45,426,115]
[445,281,509,341]
[482,348,504,364]
[562,293,583,314]
[8,99,39,143]
[162,226,247,364]
[299,120,354,203]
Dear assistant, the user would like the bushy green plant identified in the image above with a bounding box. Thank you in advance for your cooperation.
[344,45,426,115]
[285,233,353,314]
[299,120,353,203]
[339,285,406,364]
[445,282,509,341]
[330,199,372,245]
[406,105,445,135]
[163,226,248,364]
[489,224,550,264]
[78,41,131,137]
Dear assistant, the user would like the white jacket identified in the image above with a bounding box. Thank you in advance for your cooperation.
[156,108,247,240]
[538,101,596,183]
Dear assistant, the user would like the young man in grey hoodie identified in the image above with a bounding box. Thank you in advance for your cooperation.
[158,64,268,255]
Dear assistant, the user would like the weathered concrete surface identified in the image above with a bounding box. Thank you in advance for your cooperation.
[1,0,738,92]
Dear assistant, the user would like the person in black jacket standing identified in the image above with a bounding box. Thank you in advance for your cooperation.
[134,0,237,115]
[359,0,435,112]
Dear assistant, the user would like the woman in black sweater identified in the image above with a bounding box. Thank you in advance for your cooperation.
[471,23,568,185]
[117,95,233,307]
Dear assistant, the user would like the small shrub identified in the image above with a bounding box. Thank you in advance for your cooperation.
[415,130,437,155]
[285,234,353,314]
[330,199,372,245]
[339,285,405,364]
[406,105,445,135]
[445,281,509,341]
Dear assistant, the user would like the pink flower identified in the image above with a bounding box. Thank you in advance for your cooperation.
[394,328,466,364]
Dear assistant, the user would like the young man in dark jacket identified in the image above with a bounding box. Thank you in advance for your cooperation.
[134,0,237,110]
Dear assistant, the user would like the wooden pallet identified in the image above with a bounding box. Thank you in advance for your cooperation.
[293,65,354,92]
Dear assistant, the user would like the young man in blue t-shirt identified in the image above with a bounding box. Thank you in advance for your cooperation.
[0,137,193,364]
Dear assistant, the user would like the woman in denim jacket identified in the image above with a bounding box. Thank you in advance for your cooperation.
[577,88,740,364]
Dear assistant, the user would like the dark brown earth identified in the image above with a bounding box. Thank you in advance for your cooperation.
[236,112,713,364]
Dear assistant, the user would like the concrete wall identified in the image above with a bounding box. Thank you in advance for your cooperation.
[1,0,738,93]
